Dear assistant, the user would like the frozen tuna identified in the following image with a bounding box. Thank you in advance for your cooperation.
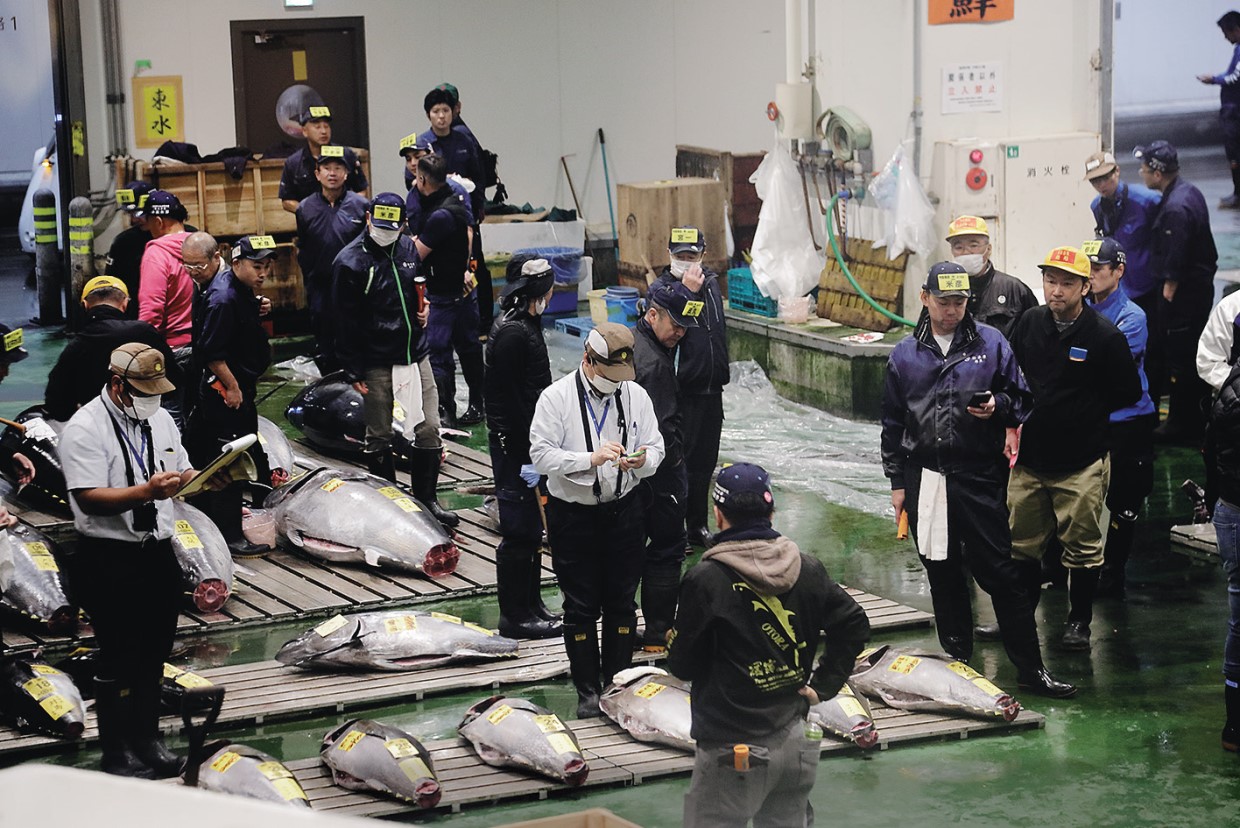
[850,645,1021,722]
[191,742,311,807]
[0,521,76,634]
[600,666,694,752]
[0,654,86,739]
[257,415,297,487]
[321,718,441,808]
[276,610,519,672]
[170,500,235,613]
[458,695,589,786]
[264,467,459,577]
[807,682,878,749]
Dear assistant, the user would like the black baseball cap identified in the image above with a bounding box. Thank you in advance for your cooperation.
[299,105,332,125]
[501,256,555,301]
[231,235,278,262]
[368,193,406,230]
[0,323,28,365]
[1134,141,1179,173]
[647,280,703,328]
[923,261,972,297]
[1082,237,1126,267]
[668,226,706,256]
[139,190,186,220]
[315,145,349,167]
[712,463,774,510]
[398,132,431,158]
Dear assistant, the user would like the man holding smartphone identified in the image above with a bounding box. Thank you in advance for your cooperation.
[881,262,1075,697]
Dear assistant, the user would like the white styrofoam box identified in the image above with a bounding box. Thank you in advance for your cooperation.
[480,220,586,256]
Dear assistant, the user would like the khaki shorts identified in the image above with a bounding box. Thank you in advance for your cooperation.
[1008,457,1109,568]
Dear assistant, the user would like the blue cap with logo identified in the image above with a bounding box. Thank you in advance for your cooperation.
[368,193,406,230]
[1133,141,1179,173]
[231,235,278,262]
[923,261,972,297]
[712,462,774,510]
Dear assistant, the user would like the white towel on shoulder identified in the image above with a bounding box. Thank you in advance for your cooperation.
[916,469,950,561]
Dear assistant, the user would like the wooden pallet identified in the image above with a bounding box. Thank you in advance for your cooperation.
[291,437,495,491]
[276,707,1045,818]
[1169,523,1218,564]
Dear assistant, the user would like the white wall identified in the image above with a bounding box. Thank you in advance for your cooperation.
[77,0,787,236]
[1113,0,1236,118]
[0,0,56,184]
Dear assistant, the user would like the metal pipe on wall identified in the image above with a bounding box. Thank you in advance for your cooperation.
[786,0,801,84]
[101,0,127,156]
[912,0,924,175]
[1099,0,1114,149]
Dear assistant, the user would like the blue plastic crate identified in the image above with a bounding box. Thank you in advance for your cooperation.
[727,267,778,318]
[553,316,597,341]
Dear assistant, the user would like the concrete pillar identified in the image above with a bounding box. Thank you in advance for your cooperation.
[32,189,64,326]
[68,196,96,330]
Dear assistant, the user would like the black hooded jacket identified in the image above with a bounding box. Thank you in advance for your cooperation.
[333,233,428,382]
[484,307,552,462]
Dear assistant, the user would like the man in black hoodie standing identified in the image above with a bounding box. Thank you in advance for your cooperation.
[667,463,869,828]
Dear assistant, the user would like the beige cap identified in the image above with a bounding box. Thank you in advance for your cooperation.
[1083,151,1118,181]
[585,323,636,382]
[109,343,176,395]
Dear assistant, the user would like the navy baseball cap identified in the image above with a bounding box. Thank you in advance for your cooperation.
[369,193,406,230]
[231,235,278,262]
[647,280,703,328]
[299,105,332,125]
[501,257,555,301]
[138,190,186,220]
[923,261,971,297]
[713,463,774,510]
[668,226,706,256]
[116,181,154,213]
[0,323,28,365]
[398,132,432,158]
[1082,237,1126,267]
[315,145,349,167]
[1134,141,1178,173]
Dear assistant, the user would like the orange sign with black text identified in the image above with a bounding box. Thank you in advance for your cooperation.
[929,0,1014,25]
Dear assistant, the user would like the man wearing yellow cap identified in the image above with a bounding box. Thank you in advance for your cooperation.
[1006,246,1142,652]
[44,276,180,423]
[946,215,1038,339]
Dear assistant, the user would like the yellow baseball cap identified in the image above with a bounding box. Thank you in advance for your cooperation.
[946,215,990,240]
[1039,246,1091,280]
[81,275,129,300]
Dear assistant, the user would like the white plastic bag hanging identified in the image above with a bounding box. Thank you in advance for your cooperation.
[878,139,936,259]
[748,134,825,300]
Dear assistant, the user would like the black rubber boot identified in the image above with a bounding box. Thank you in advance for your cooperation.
[409,447,460,529]
[436,375,458,429]
[363,449,398,485]
[496,554,562,639]
[457,351,486,426]
[601,615,638,686]
[1224,679,1240,752]
[564,624,602,718]
[529,552,562,622]
[1098,512,1136,599]
[95,678,158,779]
[129,670,184,779]
[1018,558,1045,613]
[1061,567,1100,651]
[639,562,682,652]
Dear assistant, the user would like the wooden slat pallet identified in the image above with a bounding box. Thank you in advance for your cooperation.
[1169,522,1218,564]
[281,707,1045,818]
[290,437,494,491]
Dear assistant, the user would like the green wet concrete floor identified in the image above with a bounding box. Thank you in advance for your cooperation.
[3,329,1240,827]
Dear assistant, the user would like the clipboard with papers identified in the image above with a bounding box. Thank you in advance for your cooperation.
[175,433,257,499]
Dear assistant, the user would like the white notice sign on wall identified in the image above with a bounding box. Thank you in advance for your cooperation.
[942,63,1003,114]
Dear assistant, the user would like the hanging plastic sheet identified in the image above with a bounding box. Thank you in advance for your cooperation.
[748,135,825,300]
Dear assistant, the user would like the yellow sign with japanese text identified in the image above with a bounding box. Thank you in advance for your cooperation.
[132,75,184,148]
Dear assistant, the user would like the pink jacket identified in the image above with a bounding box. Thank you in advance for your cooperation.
[138,231,194,348]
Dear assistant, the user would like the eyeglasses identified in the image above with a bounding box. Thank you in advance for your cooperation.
[184,256,216,273]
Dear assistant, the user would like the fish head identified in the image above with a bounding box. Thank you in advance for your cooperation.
[276,613,361,667]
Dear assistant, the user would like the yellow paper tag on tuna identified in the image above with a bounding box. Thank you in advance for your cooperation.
[547,732,578,755]
[258,761,294,781]
[175,521,193,534]
[308,106,331,118]
[39,694,73,720]
[635,682,666,700]
[177,533,203,550]
[384,615,418,634]
[337,730,366,752]
[838,697,866,718]
[174,671,212,689]
[31,555,59,572]
[378,486,403,499]
[973,677,1004,697]
[888,655,921,674]
[670,227,699,244]
[384,738,419,759]
[533,714,565,733]
[464,622,494,636]
[430,612,461,624]
[400,756,434,782]
[24,542,50,556]
[31,665,61,676]
[394,498,419,512]
[22,677,54,700]
[487,704,513,726]
[948,662,981,680]
[319,145,344,158]
[272,777,307,801]
[248,235,276,249]
[210,751,241,773]
[321,478,345,493]
[372,204,402,223]
[314,614,349,637]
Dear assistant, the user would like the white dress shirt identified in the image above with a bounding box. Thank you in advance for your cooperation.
[529,367,665,505]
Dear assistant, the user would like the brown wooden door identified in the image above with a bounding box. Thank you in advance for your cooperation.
[230,17,368,155]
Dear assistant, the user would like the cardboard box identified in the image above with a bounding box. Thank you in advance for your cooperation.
[616,177,726,287]
[495,808,644,828]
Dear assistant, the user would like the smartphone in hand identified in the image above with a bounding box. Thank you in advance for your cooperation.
[967,391,991,408]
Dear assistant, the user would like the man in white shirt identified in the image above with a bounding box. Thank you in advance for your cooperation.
[530,323,665,717]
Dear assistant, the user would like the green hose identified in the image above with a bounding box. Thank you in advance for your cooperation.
[825,192,915,327]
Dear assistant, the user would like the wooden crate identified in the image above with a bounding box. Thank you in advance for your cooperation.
[675,145,765,256]
[113,150,370,238]
[263,240,305,312]
[817,236,909,332]
[616,177,726,286]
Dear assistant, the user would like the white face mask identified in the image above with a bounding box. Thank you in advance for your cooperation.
[126,394,162,421]
[587,373,620,396]
[533,297,548,316]
[369,226,402,247]
[669,259,694,279]
[953,253,987,277]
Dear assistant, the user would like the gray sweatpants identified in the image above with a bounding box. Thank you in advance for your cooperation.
[363,358,440,453]
[683,715,819,828]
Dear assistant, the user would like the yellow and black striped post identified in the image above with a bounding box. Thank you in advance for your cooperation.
[68,197,96,328]
[32,188,64,325]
